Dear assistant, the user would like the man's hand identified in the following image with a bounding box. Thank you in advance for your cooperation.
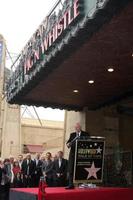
[67,142,71,148]
[57,173,60,177]
[43,172,47,177]
[25,175,28,179]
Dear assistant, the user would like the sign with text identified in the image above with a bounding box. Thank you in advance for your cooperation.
[74,138,105,183]
[24,0,84,74]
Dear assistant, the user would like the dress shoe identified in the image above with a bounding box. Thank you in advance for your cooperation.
[65,185,75,189]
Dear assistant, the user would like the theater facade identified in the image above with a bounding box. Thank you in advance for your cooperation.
[7,0,133,186]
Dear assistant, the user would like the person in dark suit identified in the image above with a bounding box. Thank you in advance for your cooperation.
[0,162,5,200]
[66,122,90,189]
[0,159,11,200]
[21,153,35,187]
[34,153,43,187]
[0,165,2,184]
[53,151,68,187]
[18,154,23,170]
[42,152,54,187]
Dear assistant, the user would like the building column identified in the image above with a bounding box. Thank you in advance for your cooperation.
[86,108,120,154]
[1,100,21,157]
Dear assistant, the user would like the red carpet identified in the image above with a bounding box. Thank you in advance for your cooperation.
[44,187,133,200]
[10,187,133,200]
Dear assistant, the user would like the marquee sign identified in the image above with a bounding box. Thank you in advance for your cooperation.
[74,138,105,183]
[23,0,83,75]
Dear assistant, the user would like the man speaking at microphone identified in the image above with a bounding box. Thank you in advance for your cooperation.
[66,122,90,189]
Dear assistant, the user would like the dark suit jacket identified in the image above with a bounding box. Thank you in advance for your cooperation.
[66,131,90,181]
[66,130,90,156]
[53,158,68,178]
[53,158,68,186]
[0,167,2,184]
[34,159,43,176]
[0,166,10,185]
[21,159,35,176]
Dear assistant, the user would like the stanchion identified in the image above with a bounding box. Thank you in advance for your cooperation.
[38,177,47,200]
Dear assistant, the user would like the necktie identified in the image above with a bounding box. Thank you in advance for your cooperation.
[27,160,30,175]
[19,161,22,169]
[36,159,38,166]
[77,132,80,137]
[59,159,61,168]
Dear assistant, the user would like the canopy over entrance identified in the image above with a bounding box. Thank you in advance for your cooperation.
[7,0,133,111]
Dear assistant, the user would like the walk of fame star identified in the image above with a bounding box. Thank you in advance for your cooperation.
[85,162,101,179]
[96,147,102,154]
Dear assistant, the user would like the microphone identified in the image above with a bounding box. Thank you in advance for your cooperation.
[67,134,80,148]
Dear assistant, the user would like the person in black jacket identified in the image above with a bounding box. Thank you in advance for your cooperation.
[0,165,5,200]
[33,153,43,187]
[0,160,2,183]
[53,151,68,187]
[66,122,90,189]
[0,159,11,200]
[21,154,35,187]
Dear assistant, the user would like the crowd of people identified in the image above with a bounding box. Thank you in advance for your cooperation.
[0,151,68,200]
[0,123,88,199]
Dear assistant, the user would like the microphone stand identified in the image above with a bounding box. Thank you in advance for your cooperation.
[67,135,80,148]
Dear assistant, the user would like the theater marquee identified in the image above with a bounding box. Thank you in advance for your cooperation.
[24,0,83,74]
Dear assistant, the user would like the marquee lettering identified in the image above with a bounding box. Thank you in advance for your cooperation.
[24,0,81,74]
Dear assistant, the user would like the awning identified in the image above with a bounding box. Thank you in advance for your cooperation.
[24,144,44,153]
[7,0,133,111]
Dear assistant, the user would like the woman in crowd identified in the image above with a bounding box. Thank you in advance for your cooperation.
[12,160,23,188]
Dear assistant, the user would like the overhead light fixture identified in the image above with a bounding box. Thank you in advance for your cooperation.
[88,80,94,84]
[107,68,114,72]
[132,53,133,57]
[73,89,79,93]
